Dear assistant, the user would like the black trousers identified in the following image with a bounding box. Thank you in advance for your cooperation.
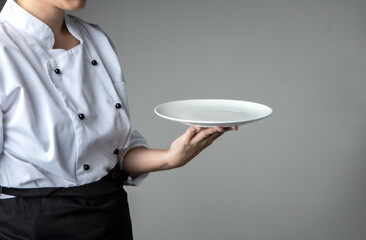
[0,166,133,240]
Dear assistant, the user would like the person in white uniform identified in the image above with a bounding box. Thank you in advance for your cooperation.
[0,0,237,239]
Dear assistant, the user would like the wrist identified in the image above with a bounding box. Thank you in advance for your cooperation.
[164,147,190,170]
[162,149,177,170]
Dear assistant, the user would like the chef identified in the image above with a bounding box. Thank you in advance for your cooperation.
[0,0,237,239]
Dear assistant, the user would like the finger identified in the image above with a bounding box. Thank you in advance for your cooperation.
[195,131,224,149]
[200,125,236,147]
[190,134,222,157]
[199,131,224,147]
[205,134,222,147]
[223,125,238,132]
[194,125,236,146]
[186,132,224,161]
[231,125,238,130]
[191,126,223,145]
[184,126,201,141]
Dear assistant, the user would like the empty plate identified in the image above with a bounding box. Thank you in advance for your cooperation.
[154,99,272,127]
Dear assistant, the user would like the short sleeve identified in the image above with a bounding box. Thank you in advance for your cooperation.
[120,130,149,186]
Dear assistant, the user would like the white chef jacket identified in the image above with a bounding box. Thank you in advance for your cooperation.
[0,0,148,198]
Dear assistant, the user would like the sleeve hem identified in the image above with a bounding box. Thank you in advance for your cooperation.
[120,130,149,186]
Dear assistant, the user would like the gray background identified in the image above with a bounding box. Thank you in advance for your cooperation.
[2,0,366,239]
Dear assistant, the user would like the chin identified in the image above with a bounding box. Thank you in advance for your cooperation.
[63,0,87,11]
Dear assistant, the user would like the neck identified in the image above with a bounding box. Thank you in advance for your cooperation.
[16,0,66,36]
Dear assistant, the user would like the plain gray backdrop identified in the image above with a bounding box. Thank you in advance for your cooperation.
[1,0,365,239]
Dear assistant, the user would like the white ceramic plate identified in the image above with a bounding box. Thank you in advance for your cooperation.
[154,99,273,127]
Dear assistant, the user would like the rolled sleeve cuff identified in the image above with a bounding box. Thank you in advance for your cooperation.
[120,130,149,186]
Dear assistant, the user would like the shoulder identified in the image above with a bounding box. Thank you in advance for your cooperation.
[0,20,23,80]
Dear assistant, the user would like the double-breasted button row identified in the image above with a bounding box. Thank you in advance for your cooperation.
[53,59,98,75]
[77,103,121,121]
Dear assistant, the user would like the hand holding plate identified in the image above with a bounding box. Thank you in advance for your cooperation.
[164,125,238,169]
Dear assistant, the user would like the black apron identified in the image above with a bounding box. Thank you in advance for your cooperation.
[0,165,133,240]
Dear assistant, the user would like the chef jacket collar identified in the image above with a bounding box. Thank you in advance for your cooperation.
[0,0,83,50]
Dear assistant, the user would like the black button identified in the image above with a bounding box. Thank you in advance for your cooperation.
[115,103,122,109]
[114,149,119,155]
[83,164,90,170]
[91,60,98,66]
[78,113,85,120]
[54,68,61,74]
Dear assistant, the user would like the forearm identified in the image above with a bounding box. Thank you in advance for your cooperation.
[123,126,237,177]
[123,147,172,176]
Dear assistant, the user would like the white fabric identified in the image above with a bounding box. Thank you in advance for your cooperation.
[0,0,148,198]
